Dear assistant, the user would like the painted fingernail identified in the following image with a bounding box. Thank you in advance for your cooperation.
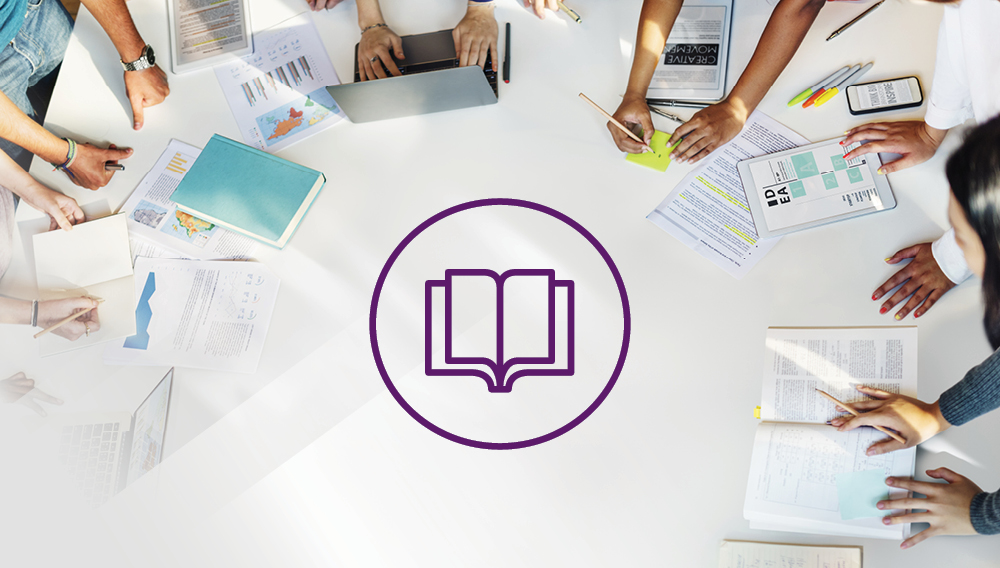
[914,312,921,318]
[877,502,884,509]
[839,141,844,145]
[877,168,885,175]
[895,313,903,320]
[884,257,892,262]
[879,307,887,314]
[842,154,849,160]
[886,478,894,485]
[883,516,891,525]
[825,421,833,425]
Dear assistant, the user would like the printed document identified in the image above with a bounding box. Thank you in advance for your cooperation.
[169,0,251,71]
[214,12,345,152]
[103,258,280,373]
[718,541,861,568]
[33,214,136,356]
[647,111,808,279]
[118,140,258,261]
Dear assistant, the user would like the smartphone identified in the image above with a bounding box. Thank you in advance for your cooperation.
[846,76,923,115]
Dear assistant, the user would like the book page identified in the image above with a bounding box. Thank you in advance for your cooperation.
[761,327,917,423]
[744,422,915,539]
[718,541,861,568]
[647,111,807,279]
[118,140,258,261]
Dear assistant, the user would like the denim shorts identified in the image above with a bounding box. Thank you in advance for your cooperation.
[0,0,72,167]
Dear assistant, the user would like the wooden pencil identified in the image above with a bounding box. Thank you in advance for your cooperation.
[33,299,104,339]
[816,388,906,444]
[578,93,651,152]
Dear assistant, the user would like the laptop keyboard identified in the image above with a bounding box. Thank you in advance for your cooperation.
[58,423,121,507]
[355,53,499,98]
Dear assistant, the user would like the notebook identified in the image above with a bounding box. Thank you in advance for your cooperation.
[169,134,326,248]
[744,327,918,539]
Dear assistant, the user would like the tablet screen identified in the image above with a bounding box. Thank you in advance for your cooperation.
[746,141,885,232]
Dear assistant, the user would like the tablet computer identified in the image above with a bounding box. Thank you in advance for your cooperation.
[645,0,733,102]
[167,0,253,74]
[737,138,895,238]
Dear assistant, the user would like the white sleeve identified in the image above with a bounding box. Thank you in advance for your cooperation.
[924,8,975,130]
[931,228,973,284]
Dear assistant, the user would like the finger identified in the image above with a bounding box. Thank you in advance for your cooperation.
[913,288,945,319]
[671,129,706,160]
[872,274,913,305]
[885,476,943,495]
[546,0,558,9]
[865,437,908,456]
[885,244,924,265]
[877,154,922,175]
[371,52,388,79]
[391,35,404,60]
[883,512,933,525]
[843,140,898,161]
[490,38,498,73]
[20,397,47,417]
[378,46,402,77]
[897,286,933,321]
[845,123,890,137]
[103,146,133,163]
[879,497,930,511]
[856,384,893,399]
[926,467,966,484]
[842,128,890,146]
[884,279,920,315]
[533,0,546,18]
[52,207,72,232]
[459,36,473,68]
[608,123,646,153]
[453,28,462,64]
[668,120,698,146]
[476,38,490,69]
[900,527,938,549]
[686,143,716,164]
[130,94,145,130]
[27,389,63,405]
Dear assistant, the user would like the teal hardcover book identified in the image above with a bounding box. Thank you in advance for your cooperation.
[169,134,326,249]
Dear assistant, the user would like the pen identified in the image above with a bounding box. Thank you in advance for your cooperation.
[647,105,684,124]
[503,23,511,84]
[579,93,652,152]
[814,62,873,107]
[647,99,711,109]
[827,0,885,41]
[33,299,105,339]
[104,163,125,171]
[803,64,858,108]
[787,65,851,107]
[816,388,906,444]
[557,1,582,24]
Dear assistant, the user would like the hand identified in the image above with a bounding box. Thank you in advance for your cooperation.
[36,297,101,341]
[523,0,558,19]
[880,468,982,549]
[453,3,498,71]
[829,385,950,455]
[0,372,63,417]
[609,95,653,154]
[358,26,404,81]
[123,65,169,130]
[307,0,345,10]
[842,121,947,174]
[65,142,132,190]
[668,99,748,164]
[872,243,956,320]
[18,183,84,231]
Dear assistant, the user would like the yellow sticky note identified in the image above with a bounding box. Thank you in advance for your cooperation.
[626,131,680,172]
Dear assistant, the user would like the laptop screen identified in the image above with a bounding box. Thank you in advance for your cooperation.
[125,369,173,486]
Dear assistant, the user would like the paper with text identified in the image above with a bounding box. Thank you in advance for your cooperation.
[718,541,861,568]
[647,111,808,279]
[760,327,918,423]
[119,140,258,261]
[103,258,279,373]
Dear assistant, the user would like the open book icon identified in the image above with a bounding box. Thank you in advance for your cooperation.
[425,269,575,393]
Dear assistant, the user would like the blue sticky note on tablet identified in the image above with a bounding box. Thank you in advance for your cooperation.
[836,469,889,520]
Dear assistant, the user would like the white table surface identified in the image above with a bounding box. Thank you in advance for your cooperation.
[3,0,1000,566]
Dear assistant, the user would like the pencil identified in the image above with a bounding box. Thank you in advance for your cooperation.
[816,388,906,444]
[578,93,651,152]
[557,1,582,23]
[33,299,104,339]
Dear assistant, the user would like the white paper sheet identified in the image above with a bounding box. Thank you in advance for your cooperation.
[760,327,918,423]
[103,258,280,374]
[718,541,861,568]
[214,12,345,152]
[647,111,808,279]
[32,214,136,356]
[118,139,258,261]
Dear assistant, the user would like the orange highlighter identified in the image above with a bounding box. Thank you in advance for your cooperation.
[815,62,873,107]
[802,64,858,108]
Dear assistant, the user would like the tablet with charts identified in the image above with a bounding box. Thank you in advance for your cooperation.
[738,139,895,238]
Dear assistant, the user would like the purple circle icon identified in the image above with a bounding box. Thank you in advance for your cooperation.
[370,199,630,450]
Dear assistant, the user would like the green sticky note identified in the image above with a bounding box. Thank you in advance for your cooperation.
[831,155,848,171]
[788,180,806,198]
[836,469,889,520]
[822,172,839,190]
[791,152,820,178]
[626,131,681,172]
[847,167,864,183]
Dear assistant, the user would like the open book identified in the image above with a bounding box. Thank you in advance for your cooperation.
[744,327,917,539]
[425,269,574,393]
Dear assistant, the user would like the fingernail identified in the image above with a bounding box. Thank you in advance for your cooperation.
[901,542,910,549]
[877,168,885,175]
[895,313,903,320]
[884,257,891,262]
[879,307,887,314]
[843,131,849,135]
[867,449,875,455]
[877,502,884,509]
[914,312,921,318]
[825,420,833,425]
[839,141,844,145]
[883,516,891,525]
[886,478,894,485]
[872,293,880,300]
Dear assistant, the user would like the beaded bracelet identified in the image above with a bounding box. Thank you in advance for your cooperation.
[361,22,387,34]
[50,138,78,174]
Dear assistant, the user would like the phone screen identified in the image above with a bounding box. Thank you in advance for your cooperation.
[848,77,922,113]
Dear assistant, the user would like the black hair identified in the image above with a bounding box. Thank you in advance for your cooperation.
[947,115,1000,349]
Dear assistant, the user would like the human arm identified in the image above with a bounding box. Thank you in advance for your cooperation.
[879,469,988,548]
[609,0,684,154]
[0,150,83,231]
[840,121,948,174]
[356,0,405,81]
[78,0,169,130]
[0,296,101,340]
[0,91,131,190]
[454,1,498,71]
[668,0,826,163]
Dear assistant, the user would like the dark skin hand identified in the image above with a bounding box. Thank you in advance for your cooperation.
[873,243,956,320]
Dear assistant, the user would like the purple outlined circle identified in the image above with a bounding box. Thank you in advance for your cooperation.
[370,199,631,450]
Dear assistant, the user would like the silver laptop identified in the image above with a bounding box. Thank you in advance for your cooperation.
[49,368,174,507]
[327,29,498,123]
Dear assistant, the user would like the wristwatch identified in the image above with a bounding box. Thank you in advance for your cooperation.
[121,45,155,72]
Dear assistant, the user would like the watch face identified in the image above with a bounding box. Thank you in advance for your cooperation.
[145,45,155,66]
